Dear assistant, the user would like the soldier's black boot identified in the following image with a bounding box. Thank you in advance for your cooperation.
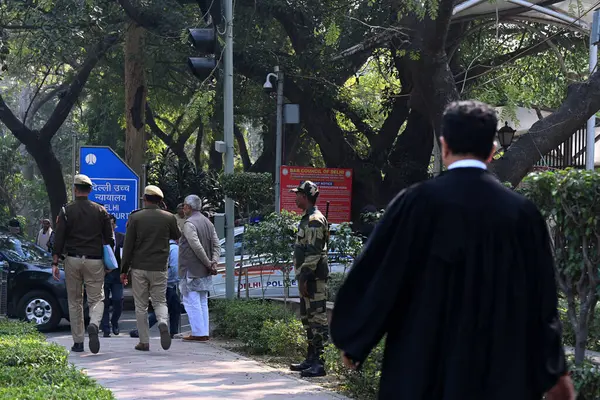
[290,344,315,371]
[301,327,327,377]
[300,360,326,378]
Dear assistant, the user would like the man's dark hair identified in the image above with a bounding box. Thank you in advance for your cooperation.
[74,184,92,193]
[441,100,498,160]
[144,194,162,204]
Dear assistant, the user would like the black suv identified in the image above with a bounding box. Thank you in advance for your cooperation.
[0,232,76,331]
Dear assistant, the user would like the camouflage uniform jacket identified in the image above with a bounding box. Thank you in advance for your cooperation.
[294,206,329,282]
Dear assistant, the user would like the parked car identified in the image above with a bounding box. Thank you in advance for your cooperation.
[0,232,86,331]
[211,224,354,298]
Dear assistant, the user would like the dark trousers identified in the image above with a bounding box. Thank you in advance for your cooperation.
[101,282,124,332]
[148,286,180,335]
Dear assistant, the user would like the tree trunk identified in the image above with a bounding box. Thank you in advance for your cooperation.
[124,21,147,184]
[26,141,67,224]
[194,123,204,170]
[575,321,589,365]
[234,125,252,171]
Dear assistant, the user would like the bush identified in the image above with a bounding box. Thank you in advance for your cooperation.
[327,272,346,302]
[262,318,306,357]
[211,299,297,353]
[324,340,384,400]
[0,385,114,400]
[568,356,600,400]
[0,319,114,399]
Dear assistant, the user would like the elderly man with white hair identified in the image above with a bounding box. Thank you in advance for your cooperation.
[179,194,220,341]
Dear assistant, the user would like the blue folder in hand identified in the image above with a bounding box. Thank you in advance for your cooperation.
[103,245,118,270]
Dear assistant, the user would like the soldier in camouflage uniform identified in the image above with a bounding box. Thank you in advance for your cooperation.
[289,181,329,378]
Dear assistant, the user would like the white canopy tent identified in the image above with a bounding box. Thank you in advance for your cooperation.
[435,0,600,171]
[453,0,597,31]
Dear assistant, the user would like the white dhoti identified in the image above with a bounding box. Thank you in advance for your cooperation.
[180,274,212,337]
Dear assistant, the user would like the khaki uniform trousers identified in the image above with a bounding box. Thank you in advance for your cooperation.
[64,256,105,343]
[132,269,169,344]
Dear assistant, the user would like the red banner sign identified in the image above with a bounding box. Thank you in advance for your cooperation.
[280,166,353,223]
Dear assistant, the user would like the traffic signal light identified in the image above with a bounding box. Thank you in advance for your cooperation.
[187,28,218,81]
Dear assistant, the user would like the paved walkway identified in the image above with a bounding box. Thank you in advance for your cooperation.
[47,314,348,400]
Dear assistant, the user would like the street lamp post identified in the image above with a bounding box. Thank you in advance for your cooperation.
[264,67,284,213]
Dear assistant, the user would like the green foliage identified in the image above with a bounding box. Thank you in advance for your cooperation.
[262,319,307,357]
[568,356,600,400]
[211,299,302,355]
[558,297,600,352]
[324,340,384,400]
[244,211,301,295]
[148,150,224,212]
[0,319,114,399]
[327,272,347,302]
[361,209,385,224]
[520,169,600,282]
[520,169,600,364]
[221,172,273,218]
[329,222,363,266]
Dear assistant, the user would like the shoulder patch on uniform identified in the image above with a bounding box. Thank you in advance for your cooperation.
[130,209,142,215]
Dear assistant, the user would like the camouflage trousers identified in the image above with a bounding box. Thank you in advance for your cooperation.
[299,279,329,364]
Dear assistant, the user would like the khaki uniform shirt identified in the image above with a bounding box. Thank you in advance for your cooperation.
[121,204,181,274]
[52,197,114,258]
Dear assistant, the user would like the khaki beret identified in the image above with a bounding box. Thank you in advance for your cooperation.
[74,174,93,186]
[144,185,164,199]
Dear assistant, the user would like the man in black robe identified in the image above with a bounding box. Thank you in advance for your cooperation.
[330,100,574,400]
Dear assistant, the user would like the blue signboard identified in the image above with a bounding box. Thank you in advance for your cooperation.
[79,146,139,234]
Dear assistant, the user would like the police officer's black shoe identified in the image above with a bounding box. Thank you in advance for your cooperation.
[112,324,120,336]
[129,329,139,338]
[300,362,326,378]
[87,323,100,354]
[71,342,84,352]
[290,359,313,371]
[103,331,111,338]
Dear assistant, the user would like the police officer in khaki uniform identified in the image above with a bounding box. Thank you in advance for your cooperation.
[52,174,114,354]
[120,185,180,352]
[289,181,330,378]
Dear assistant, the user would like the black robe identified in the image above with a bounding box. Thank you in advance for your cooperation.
[330,168,566,400]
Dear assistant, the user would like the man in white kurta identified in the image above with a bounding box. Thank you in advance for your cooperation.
[179,195,220,341]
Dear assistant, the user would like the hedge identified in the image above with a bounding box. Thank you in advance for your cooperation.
[0,319,114,400]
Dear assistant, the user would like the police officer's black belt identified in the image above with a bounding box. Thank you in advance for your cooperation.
[67,253,102,260]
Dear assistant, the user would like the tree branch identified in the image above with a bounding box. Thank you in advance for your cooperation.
[146,103,176,148]
[40,35,118,142]
[27,82,70,123]
[0,94,31,145]
[332,26,409,61]
[454,39,550,88]
[491,69,600,185]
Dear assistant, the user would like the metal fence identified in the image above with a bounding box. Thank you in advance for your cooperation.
[535,126,587,169]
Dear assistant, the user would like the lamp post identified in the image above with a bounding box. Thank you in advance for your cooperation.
[497,122,516,152]
[264,67,284,213]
